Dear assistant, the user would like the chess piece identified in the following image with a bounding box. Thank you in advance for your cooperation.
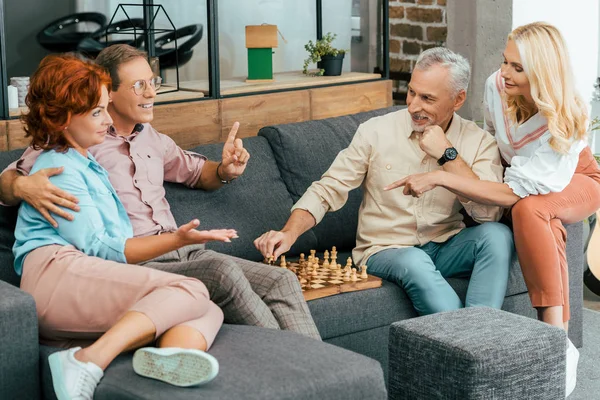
[360,265,368,279]
[323,250,329,263]
[299,253,305,263]
[346,257,353,270]
[343,269,351,282]
[351,268,358,282]
[280,255,287,268]
[323,259,330,269]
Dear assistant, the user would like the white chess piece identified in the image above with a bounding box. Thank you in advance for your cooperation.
[351,268,358,282]
[343,269,351,282]
[360,265,368,279]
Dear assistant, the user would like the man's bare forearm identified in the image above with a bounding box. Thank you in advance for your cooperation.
[0,170,23,206]
[282,209,317,241]
[194,161,225,191]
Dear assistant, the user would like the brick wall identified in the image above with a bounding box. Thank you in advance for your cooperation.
[389,0,447,96]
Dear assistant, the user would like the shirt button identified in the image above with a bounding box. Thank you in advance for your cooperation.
[147,155,151,158]
[134,179,138,184]
[421,159,427,165]
[386,164,391,170]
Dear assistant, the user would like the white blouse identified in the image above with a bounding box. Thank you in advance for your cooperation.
[483,70,586,198]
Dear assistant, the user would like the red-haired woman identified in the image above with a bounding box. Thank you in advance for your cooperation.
[13,54,235,399]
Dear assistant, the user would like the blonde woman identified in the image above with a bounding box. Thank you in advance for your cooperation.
[385,22,600,396]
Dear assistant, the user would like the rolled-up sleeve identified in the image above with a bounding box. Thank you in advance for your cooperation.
[504,139,586,198]
[48,170,129,263]
[292,127,371,224]
[461,133,504,222]
[160,130,207,187]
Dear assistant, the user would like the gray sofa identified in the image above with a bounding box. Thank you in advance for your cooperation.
[0,106,584,399]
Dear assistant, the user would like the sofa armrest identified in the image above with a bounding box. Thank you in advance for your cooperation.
[565,221,584,348]
[0,281,40,399]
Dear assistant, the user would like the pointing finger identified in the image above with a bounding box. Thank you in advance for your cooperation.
[384,177,408,191]
[226,122,240,144]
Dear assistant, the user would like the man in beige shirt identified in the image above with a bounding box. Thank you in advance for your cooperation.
[255,48,514,315]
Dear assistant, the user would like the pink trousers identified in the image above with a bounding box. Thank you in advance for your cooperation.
[20,245,223,349]
[512,147,600,322]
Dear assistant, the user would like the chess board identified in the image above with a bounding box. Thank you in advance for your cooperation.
[266,251,382,301]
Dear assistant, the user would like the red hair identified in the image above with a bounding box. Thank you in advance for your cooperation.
[22,54,112,152]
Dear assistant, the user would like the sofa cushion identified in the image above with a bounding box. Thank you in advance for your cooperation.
[259,106,404,253]
[0,149,25,286]
[165,136,318,261]
[40,325,387,400]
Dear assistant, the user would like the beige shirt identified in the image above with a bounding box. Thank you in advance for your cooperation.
[292,109,504,266]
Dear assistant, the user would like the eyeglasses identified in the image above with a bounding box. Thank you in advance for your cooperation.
[131,76,162,95]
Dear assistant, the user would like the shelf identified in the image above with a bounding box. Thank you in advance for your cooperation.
[7,90,205,117]
[9,107,27,117]
[175,71,382,97]
[156,86,205,102]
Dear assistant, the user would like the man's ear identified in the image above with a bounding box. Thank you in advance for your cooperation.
[453,89,467,111]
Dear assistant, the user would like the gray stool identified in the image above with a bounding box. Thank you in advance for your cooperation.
[388,307,566,399]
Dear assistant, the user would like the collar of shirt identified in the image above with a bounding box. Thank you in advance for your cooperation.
[62,148,105,174]
[107,123,145,139]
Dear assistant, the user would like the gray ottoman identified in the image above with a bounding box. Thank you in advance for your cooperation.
[41,324,387,400]
[388,307,566,399]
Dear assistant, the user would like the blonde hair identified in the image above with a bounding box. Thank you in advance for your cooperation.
[506,22,588,153]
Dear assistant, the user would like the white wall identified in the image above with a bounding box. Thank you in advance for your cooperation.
[512,0,599,107]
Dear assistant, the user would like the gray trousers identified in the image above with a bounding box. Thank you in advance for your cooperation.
[142,245,321,340]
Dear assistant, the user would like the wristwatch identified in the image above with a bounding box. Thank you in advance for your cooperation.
[437,147,458,166]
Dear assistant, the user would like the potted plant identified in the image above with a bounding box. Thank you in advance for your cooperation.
[303,32,346,77]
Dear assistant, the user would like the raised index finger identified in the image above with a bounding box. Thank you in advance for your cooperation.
[226,122,240,144]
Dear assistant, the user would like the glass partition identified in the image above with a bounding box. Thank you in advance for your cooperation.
[0,0,388,117]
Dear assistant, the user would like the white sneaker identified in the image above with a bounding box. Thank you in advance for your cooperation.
[565,338,580,397]
[48,347,104,400]
[133,347,219,387]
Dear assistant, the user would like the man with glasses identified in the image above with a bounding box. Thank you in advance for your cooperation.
[0,44,320,340]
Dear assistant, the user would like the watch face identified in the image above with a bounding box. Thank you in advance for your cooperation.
[445,147,458,160]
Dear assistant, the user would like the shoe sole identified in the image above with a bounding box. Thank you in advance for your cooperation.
[48,352,71,400]
[132,348,218,387]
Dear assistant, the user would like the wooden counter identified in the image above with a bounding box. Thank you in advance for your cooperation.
[178,71,382,96]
